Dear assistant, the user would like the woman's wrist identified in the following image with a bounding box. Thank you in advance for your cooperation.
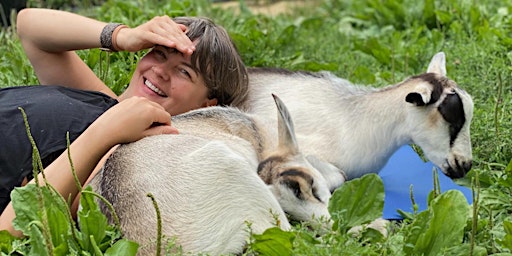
[84,120,120,153]
[100,23,129,52]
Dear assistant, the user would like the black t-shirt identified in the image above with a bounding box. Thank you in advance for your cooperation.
[0,85,118,212]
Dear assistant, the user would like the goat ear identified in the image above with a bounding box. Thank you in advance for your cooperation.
[406,83,433,106]
[427,52,447,76]
[406,92,427,106]
[272,94,299,154]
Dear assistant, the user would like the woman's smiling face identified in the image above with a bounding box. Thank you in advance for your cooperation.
[120,45,217,116]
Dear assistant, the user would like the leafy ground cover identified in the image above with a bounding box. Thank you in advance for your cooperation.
[0,0,511,255]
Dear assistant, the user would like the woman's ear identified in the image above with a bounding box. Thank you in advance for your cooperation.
[203,98,218,107]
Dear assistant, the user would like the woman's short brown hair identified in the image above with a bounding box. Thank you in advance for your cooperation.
[172,17,248,107]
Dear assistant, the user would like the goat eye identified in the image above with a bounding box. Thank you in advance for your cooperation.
[312,187,323,202]
[281,179,302,199]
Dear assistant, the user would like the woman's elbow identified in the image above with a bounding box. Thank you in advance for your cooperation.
[0,206,23,238]
[16,8,39,41]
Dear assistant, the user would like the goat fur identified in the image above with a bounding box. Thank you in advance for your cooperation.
[89,96,331,255]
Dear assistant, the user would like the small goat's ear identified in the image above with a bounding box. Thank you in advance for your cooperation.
[406,83,433,106]
[427,52,447,76]
[273,94,299,154]
[406,92,427,106]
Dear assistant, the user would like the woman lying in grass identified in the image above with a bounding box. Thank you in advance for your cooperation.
[0,8,248,237]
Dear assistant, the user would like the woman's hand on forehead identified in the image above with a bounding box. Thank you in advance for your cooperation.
[115,15,195,55]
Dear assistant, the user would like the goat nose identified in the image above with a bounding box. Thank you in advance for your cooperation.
[446,159,472,179]
[462,160,472,173]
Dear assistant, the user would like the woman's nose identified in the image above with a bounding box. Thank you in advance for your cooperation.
[151,65,170,81]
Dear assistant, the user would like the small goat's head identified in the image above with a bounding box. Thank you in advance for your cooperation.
[258,95,332,222]
[404,52,474,179]
[258,155,332,222]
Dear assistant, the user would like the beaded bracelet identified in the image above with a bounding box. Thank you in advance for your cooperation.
[100,23,128,52]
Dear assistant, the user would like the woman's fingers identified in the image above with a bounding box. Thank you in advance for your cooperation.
[117,15,194,54]
[144,124,179,137]
[157,18,195,54]
[92,97,178,145]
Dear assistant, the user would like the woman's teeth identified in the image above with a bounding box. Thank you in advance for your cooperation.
[144,79,166,96]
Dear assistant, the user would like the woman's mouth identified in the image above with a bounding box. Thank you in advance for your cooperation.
[144,79,167,97]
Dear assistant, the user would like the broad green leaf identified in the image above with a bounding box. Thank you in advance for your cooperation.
[355,38,392,66]
[104,239,139,256]
[405,190,470,255]
[397,209,415,220]
[403,207,431,255]
[46,204,73,248]
[504,220,512,234]
[443,244,487,256]
[422,0,436,28]
[250,227,295,256]
[0,230,17,253]
[11,183,73,249]
[90,235,105,256]
[500,221,512,250]
[276,25,296,47]
[435,10,453,25]
[297,17,324,29]
[328,174,384,230]
[353,65,376,84]
[27,222,50,256]
[505,158,512,175]
[301,61,337,72]
[10,185,45,235]
[53,236,71,256]
[295,231,320,246]
[78,186,109,251]
[469,6,483,31]
[360,226,386,243]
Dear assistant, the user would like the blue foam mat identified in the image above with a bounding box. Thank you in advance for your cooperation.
[378,145,473,219]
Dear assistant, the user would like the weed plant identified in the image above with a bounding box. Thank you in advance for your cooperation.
[0,0,511,255]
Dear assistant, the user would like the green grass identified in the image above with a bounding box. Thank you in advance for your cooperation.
[1,0,511,255]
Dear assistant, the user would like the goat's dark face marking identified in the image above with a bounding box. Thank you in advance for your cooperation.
[438,92,465,146]
[257,155,284,184]
[279,169,323,202]
[414,73,467,147]
[258,157,322,202]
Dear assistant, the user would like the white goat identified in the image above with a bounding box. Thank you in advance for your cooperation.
[240,52,474,190]
[88,95,331,255]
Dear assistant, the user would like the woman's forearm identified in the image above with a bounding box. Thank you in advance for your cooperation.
[16,8,116,93]
[17,8,106,52]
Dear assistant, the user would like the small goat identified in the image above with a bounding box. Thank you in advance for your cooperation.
[89,95,331,255]
[240,52,474,190]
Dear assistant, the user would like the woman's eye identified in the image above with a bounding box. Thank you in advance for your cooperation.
[153,49,166,60]
[180,68,191,78]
